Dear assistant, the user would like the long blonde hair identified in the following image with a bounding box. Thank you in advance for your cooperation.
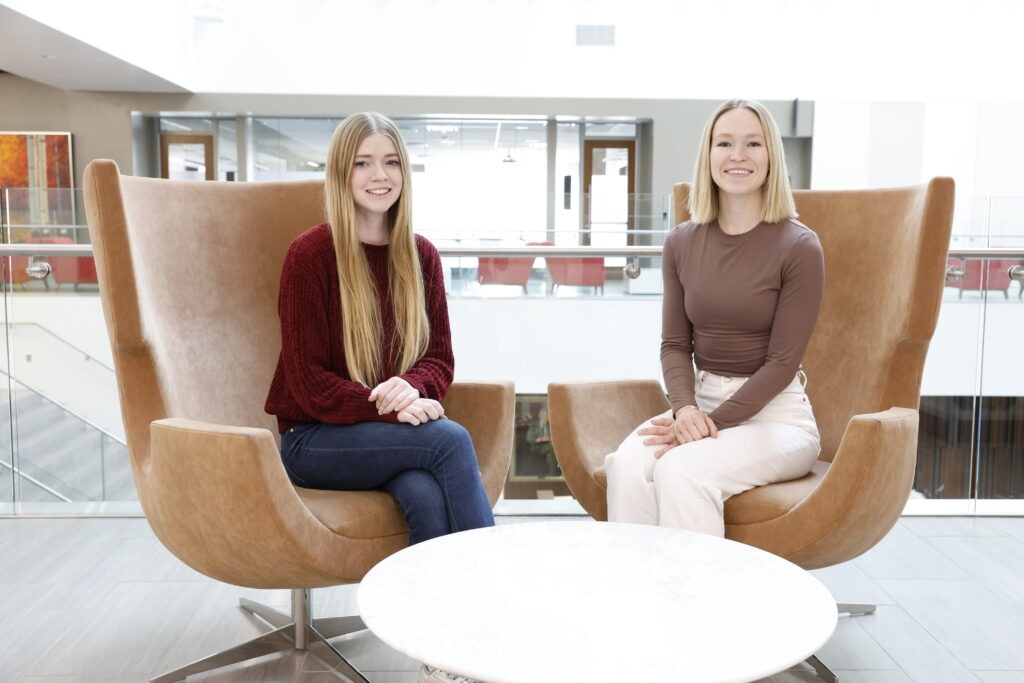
[688,99,797,225]
[324,112,429,386]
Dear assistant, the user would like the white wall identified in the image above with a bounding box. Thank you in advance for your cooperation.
[812,101,1024,237]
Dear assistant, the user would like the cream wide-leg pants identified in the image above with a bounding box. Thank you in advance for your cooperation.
[605,371,820,536]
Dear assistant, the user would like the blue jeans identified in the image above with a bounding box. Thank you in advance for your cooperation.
[280,419,495,545]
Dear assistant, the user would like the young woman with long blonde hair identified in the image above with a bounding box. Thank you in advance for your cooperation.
[605,99,825,536]
[265,112,494,556]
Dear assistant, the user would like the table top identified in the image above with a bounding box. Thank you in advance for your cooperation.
[357,521,837,683]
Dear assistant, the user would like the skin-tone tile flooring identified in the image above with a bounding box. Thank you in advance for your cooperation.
[1,514,1023,683]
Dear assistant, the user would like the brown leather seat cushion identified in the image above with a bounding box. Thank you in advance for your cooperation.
[725,460,829,525]
[296,487,407,539]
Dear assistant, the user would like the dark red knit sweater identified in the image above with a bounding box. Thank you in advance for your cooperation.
[265,224,454,433]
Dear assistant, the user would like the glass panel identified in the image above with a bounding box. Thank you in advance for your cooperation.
[251,117,341,181]
[0,191,13,507]
[585,122,637,138]
[217,119,239,181]
[0,188,133,510]
[975,200,1024,507]
[440,193,671,299]
[915,261,983,503]
[554,121,581,240]
[165,142,208,181]
[160,117,212,134]
[587,146,630,252]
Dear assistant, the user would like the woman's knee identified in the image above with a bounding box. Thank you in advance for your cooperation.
[422,419,478,465]
[653,463,721,502]
[423,418,472,446]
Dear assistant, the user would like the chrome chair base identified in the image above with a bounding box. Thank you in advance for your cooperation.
[805,654,839,682]
[151,589,368,683]
[838,602,876,617]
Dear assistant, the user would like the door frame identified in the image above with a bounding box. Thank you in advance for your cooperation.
[581,139,636,246]
[159,134,215,180]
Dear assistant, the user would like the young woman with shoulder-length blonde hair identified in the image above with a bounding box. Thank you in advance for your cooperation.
[265,112,494,565]
[604,99,825,537]
[688,99,798,225]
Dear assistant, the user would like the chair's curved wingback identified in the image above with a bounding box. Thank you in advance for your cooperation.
[550,178,954,569]
[84,160,513,588]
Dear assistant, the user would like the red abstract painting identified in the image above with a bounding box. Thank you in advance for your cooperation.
[0,132,74,242]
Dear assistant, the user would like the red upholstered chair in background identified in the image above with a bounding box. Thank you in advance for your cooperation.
[956,257,1017,299]
[28,236,98,290]
[944,257,962,293]
[4,235,72,290]
[547,256,605,295]
[477,241,551,293]
[477,256,535,292]
[5,255,31,286]
[51,255,99,290]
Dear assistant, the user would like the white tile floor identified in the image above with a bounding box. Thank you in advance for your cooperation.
[1,515,1022,682]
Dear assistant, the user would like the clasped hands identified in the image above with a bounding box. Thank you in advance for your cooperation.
[638,405,718,458]
[368,376,444,426]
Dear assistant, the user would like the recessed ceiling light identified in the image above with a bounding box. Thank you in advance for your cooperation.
[41,54,57,60]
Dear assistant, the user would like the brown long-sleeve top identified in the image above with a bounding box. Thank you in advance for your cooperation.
[265,224,454,433]
[661,219,824,430]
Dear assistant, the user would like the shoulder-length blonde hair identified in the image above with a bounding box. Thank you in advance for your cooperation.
[688,99,797,225]
[324,112,429,387]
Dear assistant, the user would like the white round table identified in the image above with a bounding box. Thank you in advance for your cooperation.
[357,521,837,683]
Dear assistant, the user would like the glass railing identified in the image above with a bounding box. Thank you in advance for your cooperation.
[1,185,1022,516]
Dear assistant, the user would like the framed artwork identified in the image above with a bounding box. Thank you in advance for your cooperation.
[510,394,563,482]
[0,132,75,242]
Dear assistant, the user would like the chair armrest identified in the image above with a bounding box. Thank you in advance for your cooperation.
[442,381,515,506]
[146,417,353,586]
[548,380,671,520]
[734,406,919,569]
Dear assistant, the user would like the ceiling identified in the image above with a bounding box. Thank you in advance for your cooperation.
[0,5,189,92]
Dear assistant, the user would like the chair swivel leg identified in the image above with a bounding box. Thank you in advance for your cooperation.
[151,589,369,683]
[838,602,876,616]
[804,654,839,682]
[241,590,368,639]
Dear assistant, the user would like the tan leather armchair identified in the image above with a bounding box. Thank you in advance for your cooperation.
[83,160,513,682]
[550,178,954,574]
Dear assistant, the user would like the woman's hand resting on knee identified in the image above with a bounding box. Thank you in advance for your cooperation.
[369,376,419,415]
[639,407,718,458]
[672,405,718,446]
[638,416,680,458]
[396,398,445,426]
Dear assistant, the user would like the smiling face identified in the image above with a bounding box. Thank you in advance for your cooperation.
[350,133,403,225]
[709,107,769,201]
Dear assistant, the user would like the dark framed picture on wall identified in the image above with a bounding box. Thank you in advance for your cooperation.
[511,394,563,482]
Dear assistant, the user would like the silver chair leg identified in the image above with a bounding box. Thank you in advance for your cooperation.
[152,589,369,683]
[804,654,839,682]
[791,602,874,682]
[150,624,298,682]
[838,602,876,616]
[239,597,291,629]
[313,615,367,639]
[240,597,366,638]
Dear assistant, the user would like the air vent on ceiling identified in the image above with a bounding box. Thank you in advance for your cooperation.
[576,24,615,47]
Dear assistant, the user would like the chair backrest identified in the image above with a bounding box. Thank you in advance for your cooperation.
[478,256,535,285]
[674,179,954,461]
[548,257,605,286]
[84,160,325,469]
